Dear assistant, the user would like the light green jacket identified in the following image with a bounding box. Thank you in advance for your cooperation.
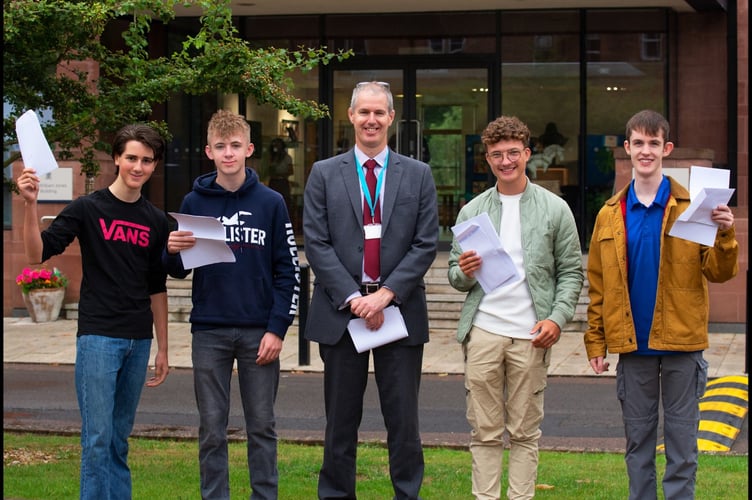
[448,181,584,343]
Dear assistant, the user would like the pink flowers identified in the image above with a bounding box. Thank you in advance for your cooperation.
[16,267,68,294]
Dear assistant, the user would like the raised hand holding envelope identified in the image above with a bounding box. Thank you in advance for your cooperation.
[169,212,236,269]
[668,166,735,246]
[15,110,59,176]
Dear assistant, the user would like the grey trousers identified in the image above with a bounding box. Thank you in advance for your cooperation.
[616,352,708,500]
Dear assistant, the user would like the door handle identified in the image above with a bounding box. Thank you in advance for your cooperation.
[395,119,423,161]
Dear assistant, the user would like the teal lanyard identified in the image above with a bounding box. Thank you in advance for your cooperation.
[355,151,389,220]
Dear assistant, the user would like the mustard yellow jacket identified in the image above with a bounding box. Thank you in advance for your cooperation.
[584,177,738,360]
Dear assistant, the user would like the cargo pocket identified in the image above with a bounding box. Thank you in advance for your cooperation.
[542,346,551,368]
[695,354,709,399]
[616,359,626,403]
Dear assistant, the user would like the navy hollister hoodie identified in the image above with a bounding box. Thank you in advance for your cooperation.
[163,168,300,337]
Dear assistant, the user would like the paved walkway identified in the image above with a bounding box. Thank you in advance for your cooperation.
[3,317,748,378]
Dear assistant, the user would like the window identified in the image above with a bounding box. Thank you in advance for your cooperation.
[641,33,663,61]
[428,38,466,54]
[586,34,601,61]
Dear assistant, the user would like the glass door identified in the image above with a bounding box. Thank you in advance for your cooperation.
[415,68,488,241]
[333,66,489,244]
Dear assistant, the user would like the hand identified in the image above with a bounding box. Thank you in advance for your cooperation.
[350,288,394,326]
[364,310,385,331]
[257,332,283,366]
[146,351,169,387]
[458,250,482,279]
[16,168,40,203]
[589,356,610,374]
[711,204,734,231]
[166,230,196,254]
[530,319,561,349]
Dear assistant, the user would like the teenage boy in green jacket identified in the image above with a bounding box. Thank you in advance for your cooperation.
[448,115,583,500]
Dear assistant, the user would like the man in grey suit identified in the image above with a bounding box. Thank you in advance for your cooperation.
[303,81,439,500]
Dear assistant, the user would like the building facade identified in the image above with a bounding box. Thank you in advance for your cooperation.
[4,1,748,324]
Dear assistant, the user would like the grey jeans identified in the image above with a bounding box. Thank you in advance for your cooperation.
[192,327,280,500]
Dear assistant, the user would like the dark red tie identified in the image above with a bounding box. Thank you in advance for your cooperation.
[363,159,381,281]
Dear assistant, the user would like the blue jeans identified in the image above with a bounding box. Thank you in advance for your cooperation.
[192,328,280,500]
[75,334,152,500]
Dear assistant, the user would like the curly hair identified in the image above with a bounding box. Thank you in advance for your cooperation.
[481,116,531,148]
[206,109,251,144]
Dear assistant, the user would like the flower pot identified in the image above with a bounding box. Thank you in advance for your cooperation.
[22,288,66,323]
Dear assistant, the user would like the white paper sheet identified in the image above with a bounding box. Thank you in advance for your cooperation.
[668,166,735,246]
[15,110,58,176]
[348,305,409,353]
[169,212,236,269]
[688,166,729,200]
[668,218,723,247]
[451,212,519,293]
[677,187,735,226]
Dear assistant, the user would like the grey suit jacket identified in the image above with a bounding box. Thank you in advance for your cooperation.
[302,148,439,345]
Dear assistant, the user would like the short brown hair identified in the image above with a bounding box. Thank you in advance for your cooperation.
[207,109,251,144]
[111,124,165,162]
[625,109,670,142]
[481,116,531,148]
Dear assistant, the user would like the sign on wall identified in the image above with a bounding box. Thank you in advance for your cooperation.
[38,167,73,202]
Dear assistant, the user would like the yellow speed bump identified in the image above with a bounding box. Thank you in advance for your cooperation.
[657,375,748,453]
[697,375,748,452]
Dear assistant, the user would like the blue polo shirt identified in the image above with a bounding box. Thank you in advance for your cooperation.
[626,176,673,355]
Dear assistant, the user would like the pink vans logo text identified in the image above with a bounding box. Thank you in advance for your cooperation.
[99,219,151,247]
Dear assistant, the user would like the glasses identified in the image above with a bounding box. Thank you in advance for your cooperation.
[486,149,523,162]
[356,81,391,91]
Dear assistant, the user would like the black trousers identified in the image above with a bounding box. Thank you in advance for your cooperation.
[317,334,425,500]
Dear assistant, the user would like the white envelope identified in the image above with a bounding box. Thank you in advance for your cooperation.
[169,212,236,269]
[15,110,58,176]
[348,305,408,353]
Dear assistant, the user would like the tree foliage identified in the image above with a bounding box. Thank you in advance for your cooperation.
[3,0,350,185]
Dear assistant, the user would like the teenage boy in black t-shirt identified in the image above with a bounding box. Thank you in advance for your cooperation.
[17,123,170,500]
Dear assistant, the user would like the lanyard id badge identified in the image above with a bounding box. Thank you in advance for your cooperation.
[356,152,388,222]
[364,223,382,240]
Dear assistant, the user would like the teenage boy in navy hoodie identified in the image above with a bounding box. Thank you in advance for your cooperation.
[163,109,300,500]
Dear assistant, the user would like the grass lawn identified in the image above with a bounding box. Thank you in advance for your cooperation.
[3,432,748,499]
